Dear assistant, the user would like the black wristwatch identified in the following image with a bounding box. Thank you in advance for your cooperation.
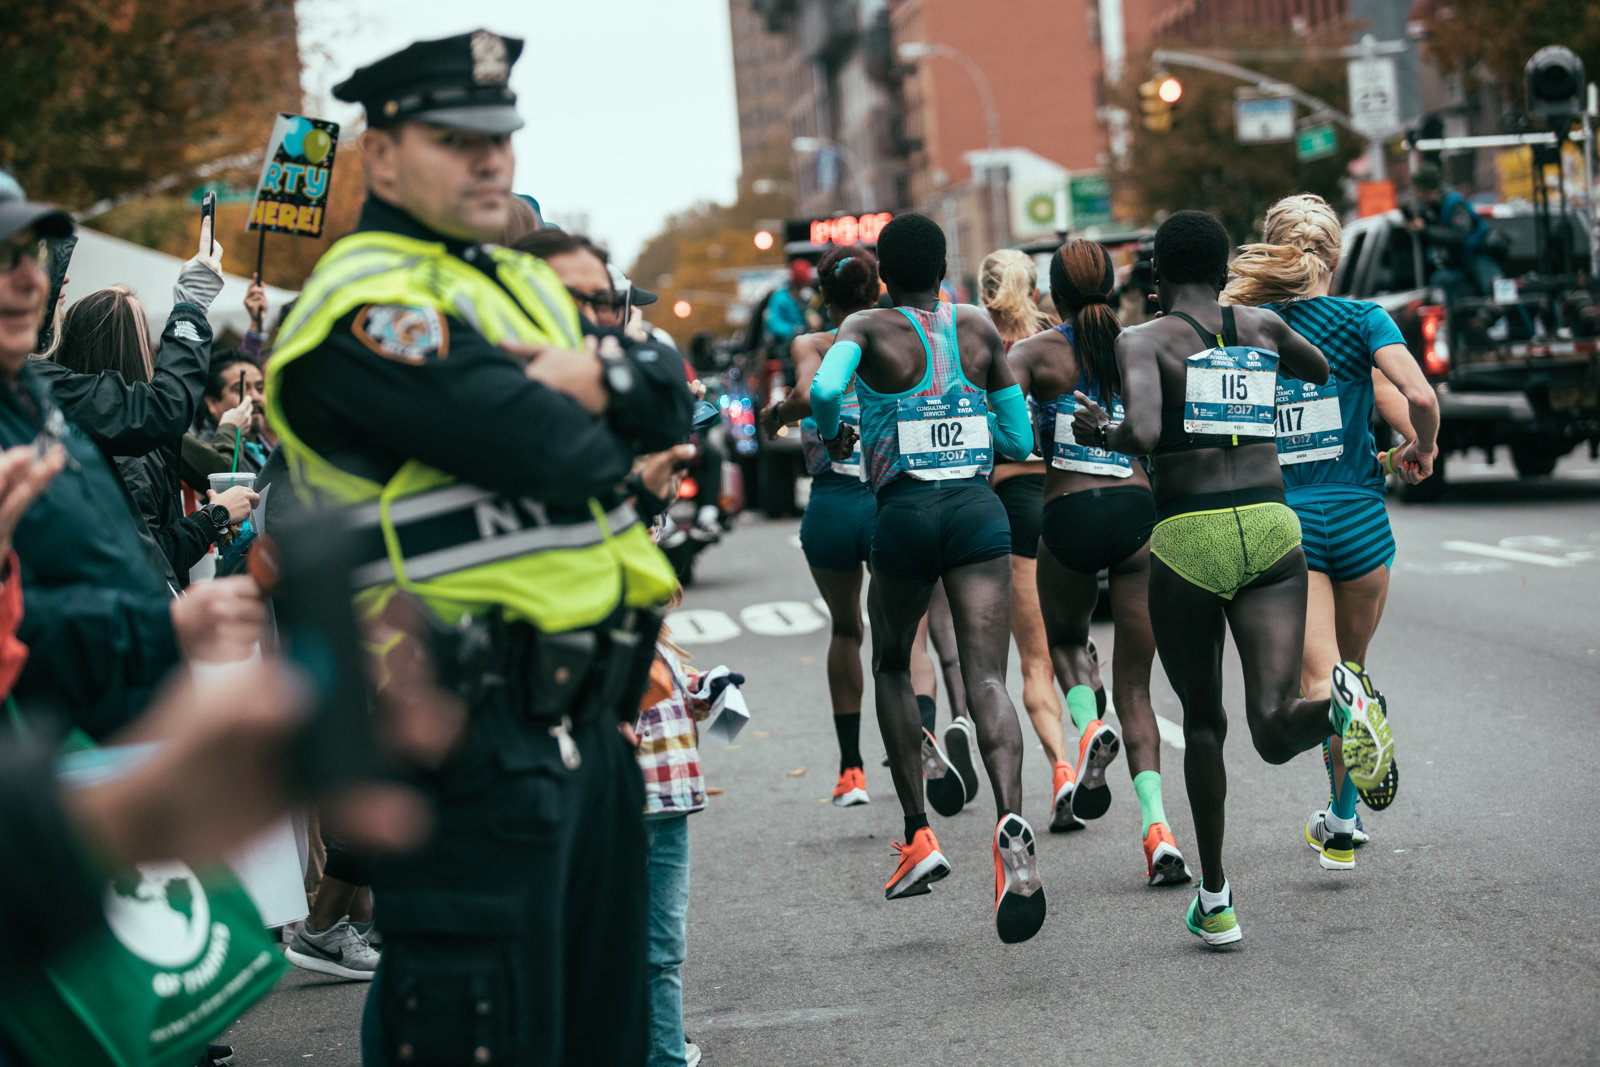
[1094,422,1114,449]
[201,502,232,531]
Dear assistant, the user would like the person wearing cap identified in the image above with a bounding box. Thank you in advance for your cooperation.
[763,258,815,356]
[261,31,692,1067]
[1406,163,1498,307]
[0,175,266,740]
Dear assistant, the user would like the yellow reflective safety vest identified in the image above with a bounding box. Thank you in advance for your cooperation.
[265,229,678,632]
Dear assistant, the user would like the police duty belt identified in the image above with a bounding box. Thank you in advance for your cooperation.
[345,484,638,589]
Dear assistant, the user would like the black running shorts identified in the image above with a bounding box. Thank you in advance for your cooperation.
[871,475,1013,586]
[992,471,1044,559]
[1040,484,1156,574]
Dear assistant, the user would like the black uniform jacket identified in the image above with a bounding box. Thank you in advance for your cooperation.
[277,197,692,515]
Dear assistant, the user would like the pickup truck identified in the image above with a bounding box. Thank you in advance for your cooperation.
[1332,204,1597,501]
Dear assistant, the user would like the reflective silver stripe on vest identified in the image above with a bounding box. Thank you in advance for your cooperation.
[350,492,639,590]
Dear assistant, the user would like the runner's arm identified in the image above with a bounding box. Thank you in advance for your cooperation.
[1105,331,1161,455]
[1371,367,1416,441]
[773,332,828,423]
[1367,305,1437,454]
[809,324,864,438]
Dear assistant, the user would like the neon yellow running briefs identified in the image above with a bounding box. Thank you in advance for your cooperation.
[1150,487,1302,600]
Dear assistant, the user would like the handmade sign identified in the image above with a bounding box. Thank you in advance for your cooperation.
[247,114,340,238]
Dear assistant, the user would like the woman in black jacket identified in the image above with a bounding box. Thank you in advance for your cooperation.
[53,284,257,588]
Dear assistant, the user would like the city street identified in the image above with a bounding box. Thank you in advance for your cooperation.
[224,453,1600,1066]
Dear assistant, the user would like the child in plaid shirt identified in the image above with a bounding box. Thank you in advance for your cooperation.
[636,630,742,1067]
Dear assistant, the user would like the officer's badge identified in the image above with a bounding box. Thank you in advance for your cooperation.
[353,305,448,363]
[470,30,510,85]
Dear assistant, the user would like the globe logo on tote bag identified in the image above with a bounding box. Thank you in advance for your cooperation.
[103,862,213,970]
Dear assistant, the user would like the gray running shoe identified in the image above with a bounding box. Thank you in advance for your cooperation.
[350,918,382,948]
[685,1041,702,1067]
[285,919,379,981]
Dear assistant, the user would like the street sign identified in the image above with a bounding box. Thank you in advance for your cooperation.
[1347,56,1400,137]
[1234,96,1296,143]
[1068,173,1113,230]
[1296,123,1338,162]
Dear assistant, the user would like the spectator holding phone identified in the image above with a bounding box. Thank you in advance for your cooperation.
[0,178,265,739]
[181,352,275,486]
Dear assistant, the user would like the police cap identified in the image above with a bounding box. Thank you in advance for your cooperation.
[333,30,525,135]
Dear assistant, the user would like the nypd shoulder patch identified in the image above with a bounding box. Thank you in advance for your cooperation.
[353,305,449,363]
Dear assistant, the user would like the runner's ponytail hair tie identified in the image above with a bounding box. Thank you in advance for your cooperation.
[1078,293,1109,306]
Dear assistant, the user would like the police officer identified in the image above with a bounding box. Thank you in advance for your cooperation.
[263,31,692,1066]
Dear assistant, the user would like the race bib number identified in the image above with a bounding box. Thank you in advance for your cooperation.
[1184,346,1278,437]
[897,394,991,480]
[1051,395,1132,477]
[832,415,863,478]
[1274,380,1343,465]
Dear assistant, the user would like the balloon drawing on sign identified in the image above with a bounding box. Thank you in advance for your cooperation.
[281,116,310,158]
[740,601,827,637]
[302,128,332,165]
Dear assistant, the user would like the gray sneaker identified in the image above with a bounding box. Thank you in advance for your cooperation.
[685,1041,702,1067]
[285,919,380,981]
[350,918,382,949]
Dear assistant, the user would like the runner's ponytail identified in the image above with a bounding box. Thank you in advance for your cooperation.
[979,249,1048,345]
[1222,193,1342,306]
[1049,239,1122,396]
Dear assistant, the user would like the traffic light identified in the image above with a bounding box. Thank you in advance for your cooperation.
[1140,76,1182,132]
[1525,46,1584,121]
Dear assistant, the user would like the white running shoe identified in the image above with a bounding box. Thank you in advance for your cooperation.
[940,717,980,803]
[285,919,380,981]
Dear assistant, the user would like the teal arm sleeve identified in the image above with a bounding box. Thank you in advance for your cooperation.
[989,384,1032,460]
[809,340,862,439]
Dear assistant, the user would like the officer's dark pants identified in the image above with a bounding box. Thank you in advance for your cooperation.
[360,693,647,1067]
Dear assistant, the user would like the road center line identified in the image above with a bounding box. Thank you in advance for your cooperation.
[1440,540,1576,567]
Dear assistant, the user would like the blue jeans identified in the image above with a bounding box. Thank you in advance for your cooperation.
[645,813,691,1067]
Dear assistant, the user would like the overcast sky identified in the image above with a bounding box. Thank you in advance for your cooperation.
[298,0,743,269]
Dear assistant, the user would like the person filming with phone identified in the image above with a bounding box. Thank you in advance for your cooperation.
[266,31,691,1067]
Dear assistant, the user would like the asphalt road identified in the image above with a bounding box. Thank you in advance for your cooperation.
[223,451,1600,1066]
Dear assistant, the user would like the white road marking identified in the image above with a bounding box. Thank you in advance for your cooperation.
[1441,540,1577,567]
[1105,693,1185,750]
[1402,560,1512,576]
[740,600,828,636]
[665,609,742,644]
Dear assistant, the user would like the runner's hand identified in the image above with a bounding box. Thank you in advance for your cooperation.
[1394,439,1435,483]
[759,398,786,438]
[1069,391,1109,446]
[825,422,857,461]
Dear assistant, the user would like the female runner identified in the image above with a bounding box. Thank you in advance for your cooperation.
[1008,239,1192,884]
[1223,194,1437,869]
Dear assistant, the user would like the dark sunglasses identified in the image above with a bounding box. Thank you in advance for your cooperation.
[1,237,48,274]
[566,287,628,313]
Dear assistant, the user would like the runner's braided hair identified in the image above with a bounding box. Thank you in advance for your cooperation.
[979,249,1048,345]
[1222,193,1342,306]
[1048,239,1122,396]
[816,244,880,314]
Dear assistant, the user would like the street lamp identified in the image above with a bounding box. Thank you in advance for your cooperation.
[792,135,876,211]
[896,41,1008,248]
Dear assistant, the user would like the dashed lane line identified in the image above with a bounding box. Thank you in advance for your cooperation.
[1440,540,1579,567]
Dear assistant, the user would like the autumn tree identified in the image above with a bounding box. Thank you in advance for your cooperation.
[1423,0,1600,110]
[2,0,301,209]
[630,156,795,348]
[1112,28,1368,243]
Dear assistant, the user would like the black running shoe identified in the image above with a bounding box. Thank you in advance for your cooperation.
[940,718,980,803]
[922,728,967,817]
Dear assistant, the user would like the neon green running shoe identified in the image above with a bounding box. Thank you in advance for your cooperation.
[1185,892,1242,947]
[1328,662,1393,793]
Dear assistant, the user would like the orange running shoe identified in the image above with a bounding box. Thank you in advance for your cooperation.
[1049,761,1083,833]
[832,766,870,807]
[1141,822,1193,887]
[1070,719,1121,821]
[993,814,1046,943]
[885,826,950,900]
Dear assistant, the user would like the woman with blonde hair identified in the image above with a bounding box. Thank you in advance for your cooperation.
[977,248,1066,822]
[1224,192,1439,869]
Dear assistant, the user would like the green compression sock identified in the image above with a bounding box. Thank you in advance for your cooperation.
[1065,685,1099,733]
[1133,770,1167,836]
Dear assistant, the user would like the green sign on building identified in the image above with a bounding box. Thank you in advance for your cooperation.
[1068,173,1113,230]
[1296,123,1338,162]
